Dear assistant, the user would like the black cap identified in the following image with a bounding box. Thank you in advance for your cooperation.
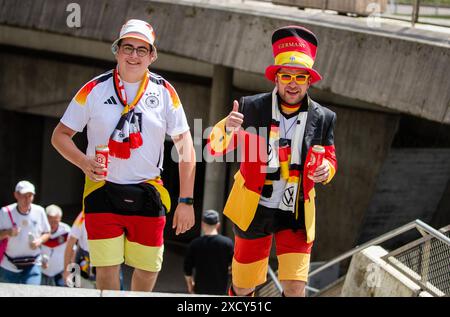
[202,209,219,225]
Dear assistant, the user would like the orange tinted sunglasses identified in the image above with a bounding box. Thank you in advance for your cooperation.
[277,73,310,84]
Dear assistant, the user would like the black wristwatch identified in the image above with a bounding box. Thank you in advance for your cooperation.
[178,197,194,205]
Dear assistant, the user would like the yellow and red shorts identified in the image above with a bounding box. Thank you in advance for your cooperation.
[232,204,313,289]
[83,181,168,272]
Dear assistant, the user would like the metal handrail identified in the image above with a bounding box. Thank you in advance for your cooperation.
[381,225,450,297]
[414,220,450,245]
[309,219,450,278]
[412,0,421,26]
[267,265,319,294]
[263,219,449,295]
[267,265,283,293]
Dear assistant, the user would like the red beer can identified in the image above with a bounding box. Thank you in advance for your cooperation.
[95,145,109,176]
[308,145,325,177]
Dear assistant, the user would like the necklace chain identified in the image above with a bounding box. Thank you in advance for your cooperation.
[281,116,297,137]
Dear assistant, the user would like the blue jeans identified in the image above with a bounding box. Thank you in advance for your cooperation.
[41,273,64,287]
[0,265,42,285]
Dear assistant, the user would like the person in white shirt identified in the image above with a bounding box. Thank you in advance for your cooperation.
[51,19,196,292]
[41,204,70,286]
[64,212,96,289]
[0,181,50,285]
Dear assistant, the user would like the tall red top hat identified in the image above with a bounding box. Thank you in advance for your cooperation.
[265,26,322,84]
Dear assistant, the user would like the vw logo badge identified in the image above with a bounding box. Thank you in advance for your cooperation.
[282,186,295,208]
[268,144,274,162]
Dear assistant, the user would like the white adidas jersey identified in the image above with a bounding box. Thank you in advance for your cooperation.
[61,70,190,184]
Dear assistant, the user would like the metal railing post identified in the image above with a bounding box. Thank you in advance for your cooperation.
[322,0,328,12]
[390,0,398,14]
[412,0,421,26]
[267,266,283,294]
[420,240,432,285]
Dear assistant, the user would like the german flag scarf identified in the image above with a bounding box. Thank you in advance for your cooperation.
[108,68,150,159]
[267,88,308,214]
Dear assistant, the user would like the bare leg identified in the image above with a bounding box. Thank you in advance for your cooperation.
[95,265,121,290]
[281,280,306,297]
[131,268,159,292]
[232,284,255,296]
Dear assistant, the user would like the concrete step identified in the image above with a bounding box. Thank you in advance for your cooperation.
[0,282,214,297]
[312,276,346,297]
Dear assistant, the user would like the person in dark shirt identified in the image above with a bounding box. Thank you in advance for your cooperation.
[183,210,234,295]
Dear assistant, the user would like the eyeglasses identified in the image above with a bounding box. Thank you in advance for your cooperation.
[277,73,310,85]
[120,44,151,57]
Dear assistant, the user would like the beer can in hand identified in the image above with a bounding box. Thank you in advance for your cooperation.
[41,254,49,266]
[28,232,35,248]
[28,232,35,244]
[308,145,325,177]
[95,145,109,176]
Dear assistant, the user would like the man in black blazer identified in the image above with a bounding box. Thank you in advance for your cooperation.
[208,26,337,297]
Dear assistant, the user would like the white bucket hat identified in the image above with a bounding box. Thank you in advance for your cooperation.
[111,19,157,61]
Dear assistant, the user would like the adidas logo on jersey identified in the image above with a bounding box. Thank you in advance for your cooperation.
[104,96,117,105]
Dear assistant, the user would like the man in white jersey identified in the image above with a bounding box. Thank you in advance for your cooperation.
[41,204,70,286]
[0,181,50,285]
[52,19,196,291]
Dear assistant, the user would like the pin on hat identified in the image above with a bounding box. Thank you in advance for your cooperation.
[111,19,157,61]
[265,25,322,84]
[15,180,35,195]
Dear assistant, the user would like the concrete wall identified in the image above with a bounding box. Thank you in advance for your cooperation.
[273,0,388,15]
[0,111,44,208]
[431,180,450,229]
[327,0,387,14]
[0,50,107,118]
[358,148,450,244]
[0,50,211,127]
[40,117,86,223]
[273,0,326,10]
[313,105,399,260]
[0,0,449,123]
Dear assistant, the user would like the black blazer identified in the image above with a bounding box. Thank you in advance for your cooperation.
[239,92,337,165]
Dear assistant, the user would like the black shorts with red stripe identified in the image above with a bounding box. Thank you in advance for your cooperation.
[84,182,166,217]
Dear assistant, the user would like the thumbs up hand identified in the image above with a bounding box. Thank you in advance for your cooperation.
[225,100,244,132]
